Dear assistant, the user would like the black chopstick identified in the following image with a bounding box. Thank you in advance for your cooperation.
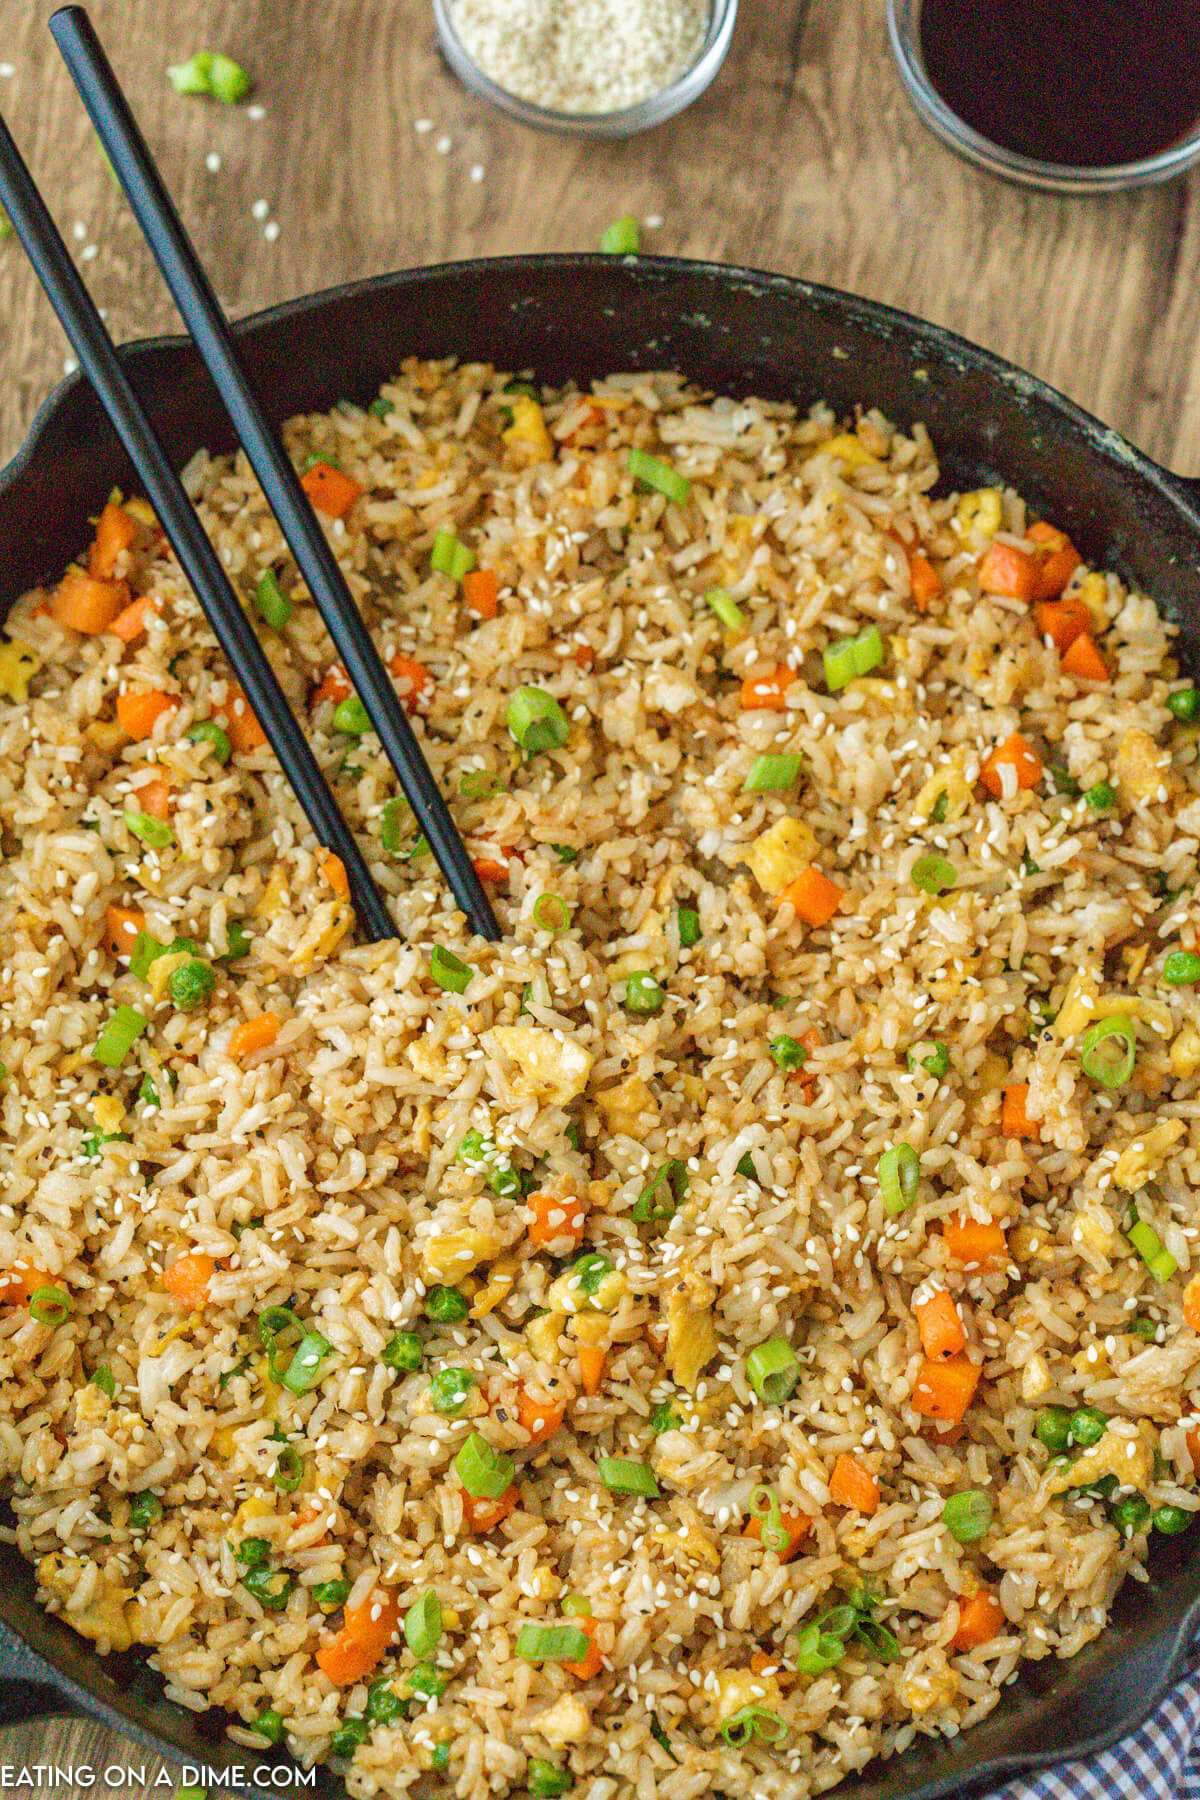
[0,112,398,945]
[50,5,501,945]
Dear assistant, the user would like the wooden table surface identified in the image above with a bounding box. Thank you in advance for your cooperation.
[2,0,1199,1786]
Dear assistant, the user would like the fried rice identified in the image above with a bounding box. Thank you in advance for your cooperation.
[1,360,1199,1800]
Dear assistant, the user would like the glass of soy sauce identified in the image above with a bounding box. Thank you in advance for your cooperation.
[888,0,1200,191]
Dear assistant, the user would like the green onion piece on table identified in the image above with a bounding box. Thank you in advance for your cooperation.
[744,752,803,793]
[600,214,640,254]
[454,1431,514,1499]
[597,1456,660,1497]
[506,686,571,759]
[208,53,254,103]
[877,1142,921,1216]
[255,569,291,630]
[515,1625,592,1663]
[823,624,885,692]
[628,448,690,504]
[166,51,214,94]
[1080,1014,1137,1088]
[92,1005,148,1069]
[746,1338,801,1405]
[430,946,474,993]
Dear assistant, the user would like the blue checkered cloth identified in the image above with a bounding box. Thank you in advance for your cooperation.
[994,1657,1200,1800]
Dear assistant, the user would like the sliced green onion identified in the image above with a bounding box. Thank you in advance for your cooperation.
[527,1757,571,1796]
[454,1430,514,1499]
[243,1567,296,1611]
[600,214,640,254]
[459,769,504,799]
[271,1444,304,1493]
[91,1364,116,1397]
[129,1491,163,1530]
[219,920,252,963]
[704,586,745,631]
[907,1040,950,1079]
[911,854,958,895]
[569,1253,613,1295]
[532,893,571,933]
[167,51,213,94]
[793,1621,847,1676]
[736,1151,759,1181]
[332,695,371,736]
[124,808,174,849]
[676,906,701,948]
[650,1402,680,1433]
[515,1624,592,1663]
[628,448,690,505]
[746,1338,801,1406]
[382,1330,422,1371]
[929,791,949,824]
[942,1489,993,1543]
[81,1129,129,1161]
[255,569,291,630]
[378,795,409,854]
[552,842,579,863]
[770,1034,807,1072]
[426,1284,470,1323]
[127,931,166,980]
[631,1159,688,1225]
[1167,686,1199,723]
[1050,764,1080,797]
[598,1456,660,1497]
[429,1367,476,1416]
[1084,780,1117,810]
[506,686,571,759]
[431,528,476,583]
[748,1484,789,1554]
[369,395,393,421]
[823,624,885,692]
[208,52,254,103]
[29,1285,72,1328]
[622,970,665,1015]
[744,752,803,793]
[280,1330,332,1395]
[1080,1014,1137,1089]
[187,720,232,765]
[92,1004,149,1069]
[1164,950,1200,986]
[1127,1209,1178,1284]
[0,208,10,242]
[430,945,474,993]
[313,1577,351,1610]
[877,1142,921,1216]
[719,1707,789,1747]
[258,1306,304,1380]
[403,833,431,861]
[404,1589,443,1657]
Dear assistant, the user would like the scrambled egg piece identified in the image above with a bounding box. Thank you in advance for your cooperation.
[914,750,972,824]
[899,1664,959,1715]
[1020,1353,1052,1404]
[526,1311,566,1361]
[487,1025,593,1105]
[93,1094,126,1135]
[472,1253,519,1318]
[743,818,817,896]
[1170,1025,1200,1080]
[233,1496,275,1534]
[709,1668,785,1727]
[535,1694,591,1746]
[548,1265,627,1316]
[1111,1119,1186,1191]
[954,488,1002,537]
[1054,968,1172,1040]
[422,1228,500,1285]
[0,640,41,703]
[38,1553,139,1653]
[503,396,553,464]
[662,1267,719,1393]
[1046,1424,1153,1497]
[653,1520,721,1572]
[816,433,880,472]
[1115,728,1168,804]
[595,1074,658,1134]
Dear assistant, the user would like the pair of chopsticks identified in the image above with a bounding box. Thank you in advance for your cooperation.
[0,6,500,945]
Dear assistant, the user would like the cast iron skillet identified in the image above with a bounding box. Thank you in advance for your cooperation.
[1,254,1199,1796]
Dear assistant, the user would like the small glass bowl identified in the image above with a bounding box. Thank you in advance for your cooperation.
[887,0,1200,193]
[433,0,738,138]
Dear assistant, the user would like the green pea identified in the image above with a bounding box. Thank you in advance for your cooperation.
[254,1709,285,1744]
[330,1718,368,1757]
[366,1679,407,1723]
[332,696,371,736]
[1111,1494,1152,1536]
[769,1034,807,1071]
[1153,1504,1192,1536]
[129,1491,163,1530]
[313,1577,351,1610]
[1069,1406,1108,1447]
[1167,686,1199,723]
[425,1286,469,1324]
[407,1662,446,1700]
[382,1330,422,1371]
[1034,1406,1073,1454]
[528,1758,571,1796]
[234,1536,270,1569]
[168,959,216,1011]
[429,1367,476,1416]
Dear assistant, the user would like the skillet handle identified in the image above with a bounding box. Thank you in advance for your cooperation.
[0,1616,81,1725]
[1169,472,1200,509]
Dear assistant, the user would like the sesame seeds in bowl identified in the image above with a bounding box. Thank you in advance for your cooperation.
[433,0,738,138]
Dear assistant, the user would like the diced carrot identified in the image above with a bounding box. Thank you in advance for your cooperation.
[951,1589,1006,1652]
[977,542,1037,602]
[942,1213,1008,1265]
[321,853,349,898]
[528,1190,587,1250]
[89,501,138,580]
[163,1252,216,1309]
[312,663,354,708]
[1184,1275,1200,1335]
[740,665,795,711]
[572,643,596,669]
[1034,596,1091,653]
[228,1012,280,1060]
[1061,631,1107,682]
[138,770,173,821]
[564,1616,603,1680]
[778,867,845,928]
[219,680,268,753]
[912,1354,981,1424]
[915,1288,966,1361]
[1028,522,1080,601]
[462,569,499,619]
[908,550,941,613]
[979,732,1043,798]
[388,651,433,713]
[51,566,127,635]
[744,1508,811,1562]
[460,1485,517,1534]
[315,1587,400,1685]
[473,857,509,883]
[0,1262,52,1306]
[1000,1082,1040,1142]
[829,1452,880,1515]
[116,690,178,740]
[577,1343,607,1396]
[1187,1425,1200,1473]
[301,462,363,520]
[104,905,146,958]
[110,594,160,643]
[798,1026,822,1100]
[516,1387,566,1446]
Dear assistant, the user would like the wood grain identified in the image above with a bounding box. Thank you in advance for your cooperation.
[1,0,1198,1788]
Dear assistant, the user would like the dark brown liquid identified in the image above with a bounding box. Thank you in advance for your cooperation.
[918,0,1200,167]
